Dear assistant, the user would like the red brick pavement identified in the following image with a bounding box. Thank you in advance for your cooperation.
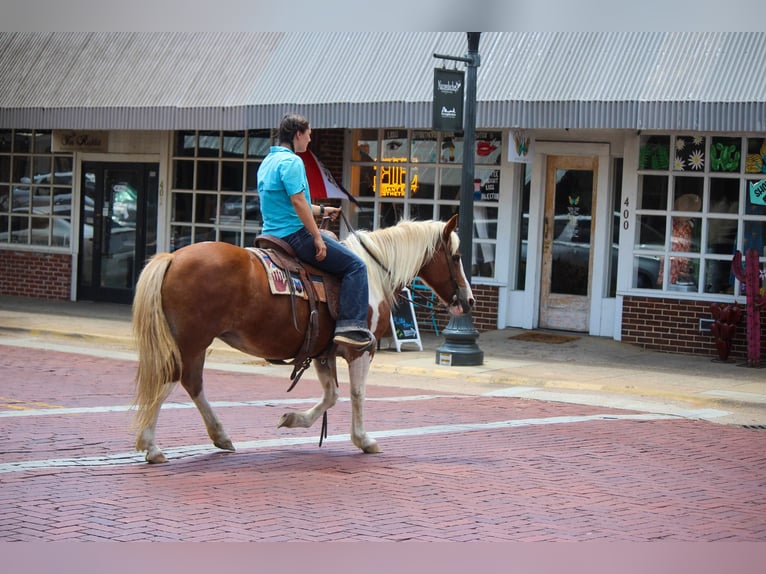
[1,345,765,541]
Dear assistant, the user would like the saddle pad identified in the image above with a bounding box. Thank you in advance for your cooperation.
[249,248,328,303]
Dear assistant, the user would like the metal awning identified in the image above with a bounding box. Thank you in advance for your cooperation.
[1,32,764,132]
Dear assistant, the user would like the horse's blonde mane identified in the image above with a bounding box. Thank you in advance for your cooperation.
[342,219,459,305]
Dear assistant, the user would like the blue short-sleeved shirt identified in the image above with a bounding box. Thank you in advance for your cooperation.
[257,146,311,237]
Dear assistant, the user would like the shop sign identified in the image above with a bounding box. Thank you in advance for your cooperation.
[749,180,766,206]
[432,68,464,131]
[52,130,109,152]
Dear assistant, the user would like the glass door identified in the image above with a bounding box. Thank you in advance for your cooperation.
[539,155,597,331]
[78,162,158,303]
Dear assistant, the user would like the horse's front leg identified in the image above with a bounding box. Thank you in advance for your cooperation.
[347,352,380,454]
[278,356,339,429]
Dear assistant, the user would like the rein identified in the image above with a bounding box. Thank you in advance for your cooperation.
[332,211,392,277]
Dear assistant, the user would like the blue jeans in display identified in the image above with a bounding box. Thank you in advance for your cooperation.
[283,228,371,335]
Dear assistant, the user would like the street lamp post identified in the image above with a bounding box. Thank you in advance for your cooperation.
[434,32,484,367]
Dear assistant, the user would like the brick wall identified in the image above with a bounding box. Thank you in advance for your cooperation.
[0,250,71,300]
[415,283,498,334]
[622,295,765,360]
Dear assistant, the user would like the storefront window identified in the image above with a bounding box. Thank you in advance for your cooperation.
[0,129,74,250]
[634,133,766,296]
[349,129,502,280]
[169,129,266,251]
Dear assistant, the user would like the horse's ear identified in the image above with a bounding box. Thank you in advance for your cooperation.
[444,214,459,239]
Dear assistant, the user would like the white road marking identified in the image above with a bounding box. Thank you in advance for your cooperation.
[0,395,458,418]
[0,412,677,474]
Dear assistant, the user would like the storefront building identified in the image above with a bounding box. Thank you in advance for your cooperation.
[1,32,764,359]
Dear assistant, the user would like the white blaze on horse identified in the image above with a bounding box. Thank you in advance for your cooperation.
[131,214,474,463]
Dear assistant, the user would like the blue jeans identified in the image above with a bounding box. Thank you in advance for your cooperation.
[283,228,370,334]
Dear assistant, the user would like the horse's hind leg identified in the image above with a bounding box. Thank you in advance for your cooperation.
[348,353,380,454]
[181,352,235,452]
[278,357,338,430]
[136,382,176,464]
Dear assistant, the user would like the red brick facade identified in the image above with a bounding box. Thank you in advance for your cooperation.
[415,283,498,334]
[0,250,71,300]
[622,295,765,360]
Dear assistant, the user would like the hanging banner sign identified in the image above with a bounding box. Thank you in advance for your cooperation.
[432,68,464,131]
[749,180,766,206]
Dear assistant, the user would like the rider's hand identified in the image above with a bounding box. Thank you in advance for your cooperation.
[325,206,341,221]
[314,235,327,261]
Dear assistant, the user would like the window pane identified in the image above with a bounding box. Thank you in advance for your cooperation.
[13,156,31,183]
[673,177,702,212]
[197,131,220,158]
[171,192,193,222]
[475,167,500,201]
[173,160,194,189]
[196,161,218,191]
[220,194,243,224]
[378,201,404,228]
[745,138,766,174]
[707,218,738,254]
[410,130,438,163]
[710,136,741,172]
[438,168,461,201]
[350,165,375,198]
[219,229,240,246]
[746,182,766,215]
[667,256,699,290]
[475,131,502,165]
[382,129,408,161]
[671,216,701,253]
[171,225,192,251]
[0,130,12,153]
[410,166,434,200]
[174,131,196,157]
[673,135,706,172]
[33,156,51,182]
[195,194,217,224]
[378,162,406,198]
[247,130,272,158]
[439,132,463,164]
[636,215,665,250]
[743,220,766,254]
[220,161,243,192]
[245,162,259,193]
[710,177,739,213]
[14,131,32,154]
[408,203,435,221]
[0,156,9,183]
[705,259,734,295]
[352,129,378,161]
[638,135,670,170]
[33,131,52,154]
[222,131,245,158]
[638,175,668,210]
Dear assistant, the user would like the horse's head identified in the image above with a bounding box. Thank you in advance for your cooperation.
[416,214,475,315]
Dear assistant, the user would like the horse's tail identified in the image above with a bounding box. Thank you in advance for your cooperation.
[131,252,181,437]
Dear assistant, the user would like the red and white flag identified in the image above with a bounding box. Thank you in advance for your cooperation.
[297,150,358,204]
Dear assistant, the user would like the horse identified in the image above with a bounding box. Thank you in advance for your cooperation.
[131,214,474,463]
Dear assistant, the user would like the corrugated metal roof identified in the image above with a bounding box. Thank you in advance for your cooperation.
[0,32,764,131]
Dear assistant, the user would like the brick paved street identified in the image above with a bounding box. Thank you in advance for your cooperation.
[1,345,765,542]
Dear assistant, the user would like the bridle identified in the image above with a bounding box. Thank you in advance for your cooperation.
[439,233,463,309]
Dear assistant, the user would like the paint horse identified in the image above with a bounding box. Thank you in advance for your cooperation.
[131,215,474,463]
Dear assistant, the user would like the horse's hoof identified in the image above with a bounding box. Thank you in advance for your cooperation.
[146,449,168,464]
[278,412,295,428]
[362,442,381,454]
[214,438,235,452]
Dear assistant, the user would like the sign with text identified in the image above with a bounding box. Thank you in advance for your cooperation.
[432,68,464,131]
[52,130,109,153]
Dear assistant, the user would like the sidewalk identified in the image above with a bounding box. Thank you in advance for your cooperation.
[0,295,764,426]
